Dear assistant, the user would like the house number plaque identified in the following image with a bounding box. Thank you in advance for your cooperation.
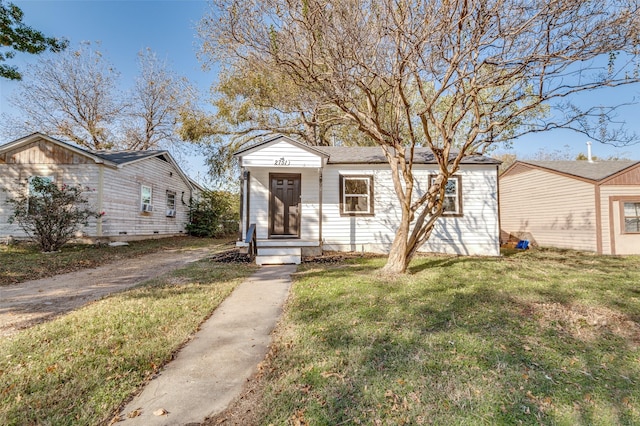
[274,157,291,166]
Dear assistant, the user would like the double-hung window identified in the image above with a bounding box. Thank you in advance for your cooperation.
[27,176,54,215]
[339,175,374,216]
[623,202,640,233]
[166,191,176,217]
[429,175,462,216]
[141,185,153,212]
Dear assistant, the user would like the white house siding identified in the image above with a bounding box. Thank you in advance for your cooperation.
[500,168,598,251]
[321,164,500,256]
[241,141,324,168]
[99,158,191,238]
[246,167,320,241]
[0,164,100,238]
[598,185,640,255]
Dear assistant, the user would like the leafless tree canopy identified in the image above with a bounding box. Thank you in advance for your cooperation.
[200,0,640,273]
[8,42,123,149]
[5,42,197,152]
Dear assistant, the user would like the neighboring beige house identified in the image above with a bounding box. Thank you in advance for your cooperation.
[0,133,199,241]
[500,160,640,255]
[235,135,501,265]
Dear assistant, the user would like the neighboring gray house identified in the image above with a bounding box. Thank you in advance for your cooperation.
[0,133,199,241]
[500,160,640,255]
[234,135,501,265]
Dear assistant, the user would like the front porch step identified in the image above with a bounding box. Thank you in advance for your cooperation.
[256,247,301,266]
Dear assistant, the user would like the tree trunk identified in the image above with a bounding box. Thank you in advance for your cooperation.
[380,211,412,274]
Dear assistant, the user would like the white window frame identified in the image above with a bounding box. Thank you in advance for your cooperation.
[141,185,152,212]
[623,201,640,234]
[28,175,54,196]
[166,191,176,217]
[27,176,54,214]
[340,175,374,216]
[429,175,462,217]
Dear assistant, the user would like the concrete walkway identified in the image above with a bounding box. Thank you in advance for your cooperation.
[118,265,295,426]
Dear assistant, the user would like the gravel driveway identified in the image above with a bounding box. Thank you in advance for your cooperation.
[0,246,219,337]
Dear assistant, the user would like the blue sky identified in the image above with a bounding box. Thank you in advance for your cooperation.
[1,0,640,167]
[0,0,214,179]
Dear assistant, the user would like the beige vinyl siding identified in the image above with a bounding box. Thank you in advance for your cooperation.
[100,157,191,237]
[322,164,500,256]
[500,168,597,251]
[241,141,323,168]
[247,168,320,241]
[0,164,100,238]
[599,185,640,255]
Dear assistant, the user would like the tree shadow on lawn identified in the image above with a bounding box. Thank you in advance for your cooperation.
[286,266,640,424]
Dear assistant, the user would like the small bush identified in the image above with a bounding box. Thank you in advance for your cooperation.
[6,177,103,252]
[187,190,239,238]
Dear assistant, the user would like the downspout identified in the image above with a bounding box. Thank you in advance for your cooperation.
[239,167,245,241]
[245,170,251,238]
[319,167,323,252]
[495,163,501,251]
[96,165,104,237]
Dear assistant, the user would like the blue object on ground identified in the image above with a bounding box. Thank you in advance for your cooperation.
[516,240,529,250]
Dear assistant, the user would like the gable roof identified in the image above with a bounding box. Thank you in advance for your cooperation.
[1,132,196,190]
[510,160,640,181]
[0,132,118,166]
[316,146,499,165]
[234,134,500,165]
[91,150,171,166]
[234,134,329,158]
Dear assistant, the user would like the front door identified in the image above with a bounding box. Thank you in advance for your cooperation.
[269,173,301,238]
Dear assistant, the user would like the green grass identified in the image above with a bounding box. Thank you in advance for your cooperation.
[0,259,257,426]
[0,236,227,286]
[250,248,640,425]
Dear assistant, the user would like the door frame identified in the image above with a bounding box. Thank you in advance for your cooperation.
[268,173,301,238]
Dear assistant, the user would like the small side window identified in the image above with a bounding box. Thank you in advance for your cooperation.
[429,175,462,217]
[27,176,54,214]
[166,191,176,217]
[141,185,153,212]
[623,202,640,233]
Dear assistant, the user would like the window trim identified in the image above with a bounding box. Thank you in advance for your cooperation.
[621,200,640,234]
[28,175,54,196]
[166,190,176,217]
[339,174,374,216]
[27,176,54,215]
[428,174,463,217]
[141,184,153,212]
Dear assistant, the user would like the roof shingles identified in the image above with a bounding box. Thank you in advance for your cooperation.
[522,160,640,181]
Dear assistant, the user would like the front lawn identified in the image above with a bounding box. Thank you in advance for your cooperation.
[0,259,257,425]
[224,248,640,425]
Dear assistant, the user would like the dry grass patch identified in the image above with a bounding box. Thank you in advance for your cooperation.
[209,249,640,425]
[0,259,257,426]
[0,237,228,286]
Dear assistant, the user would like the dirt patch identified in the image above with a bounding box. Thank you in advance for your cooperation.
[531,301,640,344]
[303,251,385,264]
[210,250,253,263]
[0,246,219,337]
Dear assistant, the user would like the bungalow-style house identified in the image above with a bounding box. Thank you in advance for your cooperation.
[234,135,501,265]
[0,133,199,241]
[500,159,640,255]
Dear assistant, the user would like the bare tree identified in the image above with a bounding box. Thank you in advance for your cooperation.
[201,0,640,273]
[125,48,197,151]
[5,42,198,153]
[7,41,123,149]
